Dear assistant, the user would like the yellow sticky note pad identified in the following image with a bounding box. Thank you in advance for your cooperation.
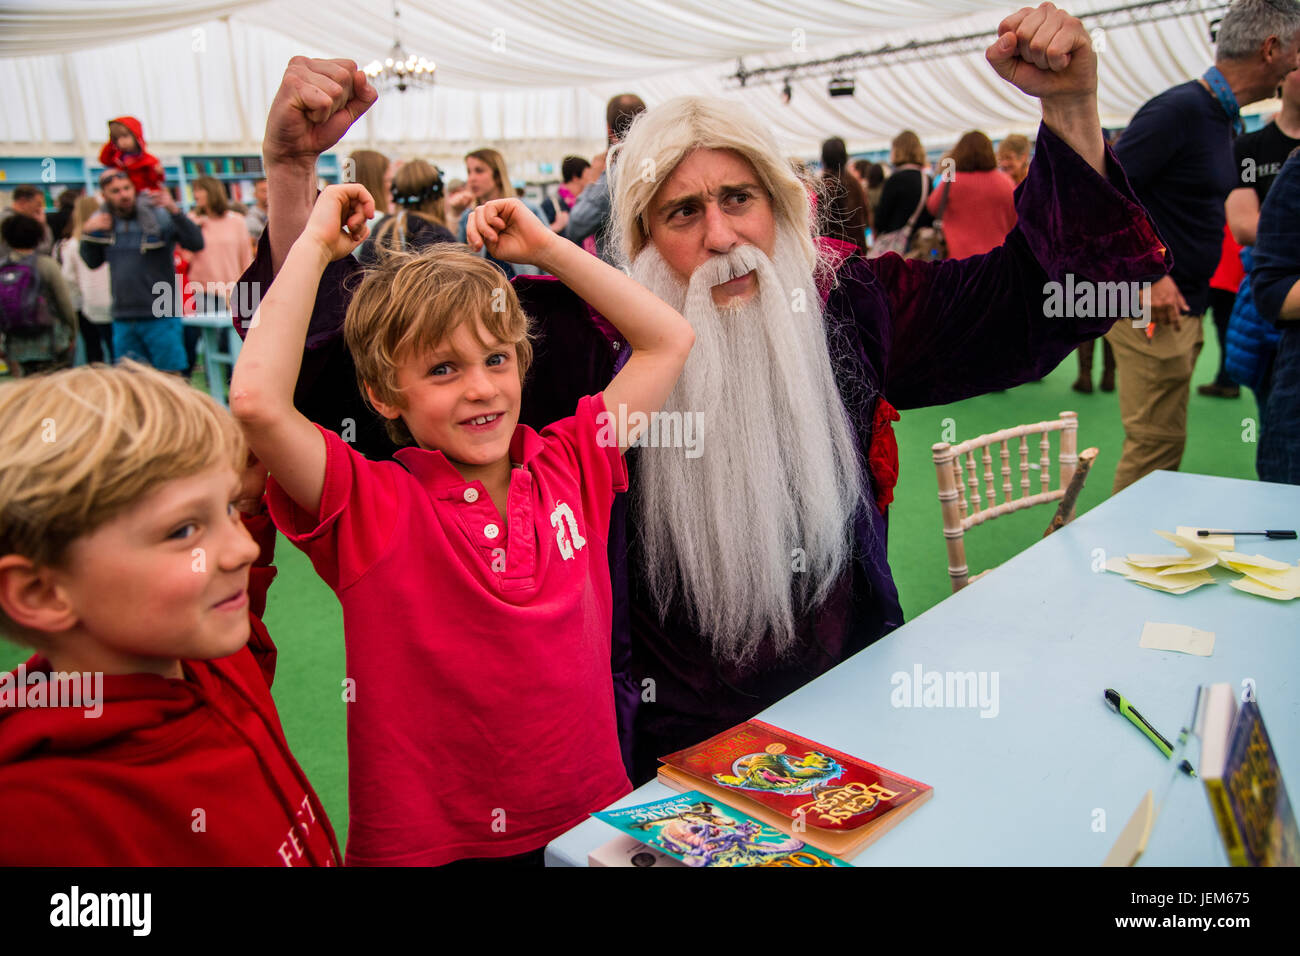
[1230,577,1300,601]
[1106,556,1215,593]
[1237,564,1300,591]
[1134,579,1210,595]
[1155,556,1219,575]
[1154,529,1219,561]
[1139,621,1215,656]
[1218,551,1292,572]
[1176,527,1234,551]
[1126,554,1201,568]
[1126,566,1214,590]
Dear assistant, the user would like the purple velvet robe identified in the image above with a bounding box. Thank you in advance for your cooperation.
[233,122,1170,784]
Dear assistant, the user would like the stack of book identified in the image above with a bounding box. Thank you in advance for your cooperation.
[590,719,932,867]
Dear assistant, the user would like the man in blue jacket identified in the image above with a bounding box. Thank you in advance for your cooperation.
[80,170,203,373]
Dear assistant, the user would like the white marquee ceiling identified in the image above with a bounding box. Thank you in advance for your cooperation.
[0,0,1253,171]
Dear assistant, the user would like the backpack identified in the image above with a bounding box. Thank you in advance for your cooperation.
[0,258,53,333]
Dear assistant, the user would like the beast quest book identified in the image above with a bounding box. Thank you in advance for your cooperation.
[658,718,932,860]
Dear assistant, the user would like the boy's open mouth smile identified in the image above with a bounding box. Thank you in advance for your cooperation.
[459,412,506,432]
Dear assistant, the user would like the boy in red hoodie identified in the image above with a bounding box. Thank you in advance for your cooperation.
[97,116,167,245]
[100,116,166,195]
[0,362,340,866]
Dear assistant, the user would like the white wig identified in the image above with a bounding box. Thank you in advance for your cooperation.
[609,95,823,279]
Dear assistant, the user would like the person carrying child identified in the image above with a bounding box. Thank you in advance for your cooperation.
[230,184,695,865]
[97,116,168,247]
[0,363,340,865]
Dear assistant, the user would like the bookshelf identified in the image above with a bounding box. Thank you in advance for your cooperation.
[0,153,342,212]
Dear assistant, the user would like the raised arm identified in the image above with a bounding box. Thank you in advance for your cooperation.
[468,198,694,454]
[987,4,1104,175]
[231,184,375,515]
[260,58,377,273]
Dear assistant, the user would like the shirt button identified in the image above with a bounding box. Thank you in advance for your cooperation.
[463,488,479,503]
[612,341,621,351]
[484,523,500,539]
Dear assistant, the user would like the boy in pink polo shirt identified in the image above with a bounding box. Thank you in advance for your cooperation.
[231,185,694,865]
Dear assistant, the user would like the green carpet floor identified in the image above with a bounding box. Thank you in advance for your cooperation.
[0,321,1264,849]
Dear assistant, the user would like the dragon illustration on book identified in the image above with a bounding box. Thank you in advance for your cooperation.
[714,749,845,795]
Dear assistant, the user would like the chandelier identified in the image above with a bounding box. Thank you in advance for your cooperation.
[363,1,436,93]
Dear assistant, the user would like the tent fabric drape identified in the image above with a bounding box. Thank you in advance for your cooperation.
[0,0,1230,161]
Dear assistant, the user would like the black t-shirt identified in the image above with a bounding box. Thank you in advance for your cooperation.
[1114,80,1237,315]
[873,168,924,235]
[1234,121,1300,203]
[356,212,455,267]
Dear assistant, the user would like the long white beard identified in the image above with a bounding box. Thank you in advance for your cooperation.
[629,232,865,665]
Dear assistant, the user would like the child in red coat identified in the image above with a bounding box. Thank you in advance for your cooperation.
[100,116,166,194]
[98,116,168,244]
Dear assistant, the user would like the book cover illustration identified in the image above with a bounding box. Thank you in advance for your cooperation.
[661,719,930,832]
[588,833,686,867]
[1224,700,1300,866]
[593,791,851,867]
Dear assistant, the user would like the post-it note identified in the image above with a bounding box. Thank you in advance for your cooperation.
[1139,621,1216,657]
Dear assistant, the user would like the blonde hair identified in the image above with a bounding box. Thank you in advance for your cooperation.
[344,247,533,446]
[890,130,926,167]
[609,96,821,279]
[71,195,101,238]
[0,362,245,637]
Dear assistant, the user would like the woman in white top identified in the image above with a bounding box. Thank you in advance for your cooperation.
[59,195,113,363]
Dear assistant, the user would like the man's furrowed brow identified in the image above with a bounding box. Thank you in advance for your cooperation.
[656,183,763,216]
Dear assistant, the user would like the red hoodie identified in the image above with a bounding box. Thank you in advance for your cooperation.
[99,115,166,194]
[0,513,340,866]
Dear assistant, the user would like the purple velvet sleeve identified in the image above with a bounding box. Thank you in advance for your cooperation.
[855,122,1172,409]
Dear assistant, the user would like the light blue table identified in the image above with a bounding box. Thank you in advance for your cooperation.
[546,471,1299,866]
[182,310,241,406]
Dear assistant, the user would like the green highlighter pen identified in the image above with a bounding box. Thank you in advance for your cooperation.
[1104,688,1197,777]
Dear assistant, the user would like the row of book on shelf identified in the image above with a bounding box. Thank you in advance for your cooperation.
[588,685,1297,867]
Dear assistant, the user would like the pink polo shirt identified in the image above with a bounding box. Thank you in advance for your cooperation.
[267,394,631,865]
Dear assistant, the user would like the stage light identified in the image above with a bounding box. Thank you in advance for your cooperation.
[828,76,855,98]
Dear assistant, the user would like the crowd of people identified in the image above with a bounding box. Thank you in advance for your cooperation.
[0,0,1297,869]
[0,90,1038,384]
